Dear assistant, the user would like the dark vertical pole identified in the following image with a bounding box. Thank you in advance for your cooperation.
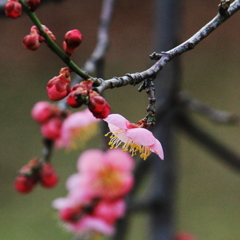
[148,1,183,240]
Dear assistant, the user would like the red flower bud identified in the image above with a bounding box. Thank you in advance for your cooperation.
[46,68,71,101]
[42,25,56,41]
[59,206,82,223]
[31,101,60,124]
[63,29,83,55]
[40,163,58,188]
[5,0,22,18]
[29,25,56,43]
[88,91,111,119]
[14,175,36,193]
[41,118,62,140]
[26,0,40,12]
[66,91,83,108]
[22,33,40,51]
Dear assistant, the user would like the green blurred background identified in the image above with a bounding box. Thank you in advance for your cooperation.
[1,0,240,239]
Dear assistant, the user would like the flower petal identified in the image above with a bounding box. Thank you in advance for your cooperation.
[104,114,129,130]
[126,128,156,146]
[77,149,104,172]
[150,139,164,160]
[106,149,134,172]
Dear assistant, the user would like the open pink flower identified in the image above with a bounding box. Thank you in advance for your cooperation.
[92,199,126,225]
[52,148,134,236]
[103,114,164,160]
[56,109,99,149]
[66,216,115,236]
[64,149,134,200]
[76,149,134,200]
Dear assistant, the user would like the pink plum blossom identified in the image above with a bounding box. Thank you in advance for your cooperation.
[52,149,134,236]
[103,114,164,160]
[75,149,134,200]
[56,109,99,149]
[66,216,115,236]
[92,199,126,225]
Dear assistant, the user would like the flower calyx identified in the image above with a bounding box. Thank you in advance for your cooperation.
[137,114,156,128]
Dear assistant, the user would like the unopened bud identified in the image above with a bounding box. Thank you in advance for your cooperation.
[5,0,22,18]
[14,175,35,193]
[22,33,40,51]
[46,68,71,101]
[40,163,58,188]
[88,91,111,119]
[26,0,40,12]
[41,118,62,140]
[63,29,83,55]
[31,101,60,124]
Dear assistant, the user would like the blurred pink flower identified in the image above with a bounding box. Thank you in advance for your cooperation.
[56,109,99,149]
[92,199,125,225]
[66,216,115,236]
[74,149,134,200]
[104,114,164,160]
[52,148,134,236]
[63,149,134,200]
[53,199,124,236]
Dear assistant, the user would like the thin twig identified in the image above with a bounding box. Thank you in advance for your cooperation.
[71,0,116,87]
[58,0,115,108]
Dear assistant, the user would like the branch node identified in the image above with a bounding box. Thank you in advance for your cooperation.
[188,42,195,49]
[218,0,231,15]
[149,52,163,60]
[126,72,142,86]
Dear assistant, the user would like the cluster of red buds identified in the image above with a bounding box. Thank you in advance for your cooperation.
[47,69,111,119]
[31,101,69,141]
[5,0,41,18]
[53,149,134,235]
[66,79,111,119]
[23,25,56,51]
[14,158,58,193]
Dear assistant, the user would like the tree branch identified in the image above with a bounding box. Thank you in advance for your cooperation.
[95,0,240,93]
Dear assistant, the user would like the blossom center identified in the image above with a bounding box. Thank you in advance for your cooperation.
[105,132,151,160]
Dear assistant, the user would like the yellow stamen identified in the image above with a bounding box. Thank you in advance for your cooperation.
[69,122,98,149]
[105,132,151,160]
